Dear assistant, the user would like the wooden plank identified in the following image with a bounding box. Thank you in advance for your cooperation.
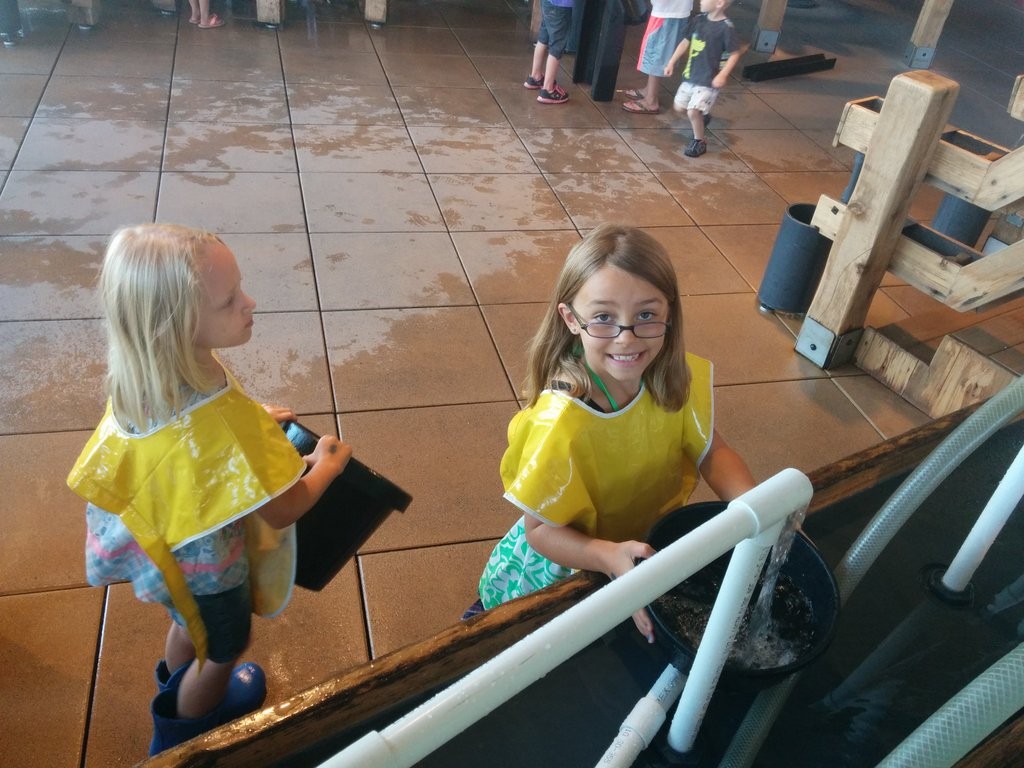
[834,97,881,153]
[805,71,959,338]
[946,240,1024,310]
[1010,75,1024,122]
[364,0,386,25]
[811,194,844,240]
[836,101,1020,211]
[854,327,928,398]
[908,0,954,51]
[755,0,787,31]
[956,712,1024,768]
[887,238,1024,312]
[976,145,1024,210]
[255,0,283,26]
[908,336,1017,417]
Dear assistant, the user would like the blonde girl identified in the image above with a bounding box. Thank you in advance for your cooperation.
[472,223,755,640]
[68,224,350,755]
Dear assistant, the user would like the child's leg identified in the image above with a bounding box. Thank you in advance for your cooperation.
[687,107,705,141]
[186,0,200,22]
[530,41,549,83]
[164,621,196,673]
[640,73,661,109]
[543,53,561,92]
[176,658,237,718]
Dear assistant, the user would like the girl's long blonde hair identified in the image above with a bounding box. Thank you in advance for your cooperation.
[99,223,224,430]
[523,224,689,411]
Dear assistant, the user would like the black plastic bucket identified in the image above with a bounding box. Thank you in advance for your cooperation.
[930,193,991,249]
[646,501,840,688]
[757,203,831,316]
[283,421,412,591]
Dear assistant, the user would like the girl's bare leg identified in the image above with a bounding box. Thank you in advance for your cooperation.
[164,622,196,673]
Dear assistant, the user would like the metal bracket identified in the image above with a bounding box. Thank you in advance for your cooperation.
[752,27,779,54]
[795,317,862,369]
[903,43,935,69]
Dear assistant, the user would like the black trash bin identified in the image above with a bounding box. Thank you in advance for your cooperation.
[757,203,831,316]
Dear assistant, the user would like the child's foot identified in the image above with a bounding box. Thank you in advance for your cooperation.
[624,88,646,100]
[537,84,569,104]
[622,100,660,114]
[197,13,225,28]
[188,13,200,23]
[684,138,707,157]
[523,74,544,90]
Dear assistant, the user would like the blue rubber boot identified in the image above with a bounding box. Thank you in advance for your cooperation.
[154,660,188,692]
[148,662,267,756]
[155,659,266,706]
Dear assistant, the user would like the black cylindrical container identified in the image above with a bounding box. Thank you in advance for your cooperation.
[757,203,832,316]
[930,193,991,249]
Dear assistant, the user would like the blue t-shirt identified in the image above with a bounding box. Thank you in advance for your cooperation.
[682,13,741,87]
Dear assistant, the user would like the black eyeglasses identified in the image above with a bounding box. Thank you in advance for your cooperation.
[567,304,670,339]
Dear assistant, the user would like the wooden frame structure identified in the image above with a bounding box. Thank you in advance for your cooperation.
[752,0,957,70]
[794,72,1024,418]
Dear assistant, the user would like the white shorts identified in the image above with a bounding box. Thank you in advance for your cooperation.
[673,82,718,114]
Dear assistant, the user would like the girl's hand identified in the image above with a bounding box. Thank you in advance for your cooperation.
[664,62,675,77]
[262,403,296,423]
[606,540,658,643]
[305,434,352,479]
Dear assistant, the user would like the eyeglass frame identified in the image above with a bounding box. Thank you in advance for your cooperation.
[565,303,671,339]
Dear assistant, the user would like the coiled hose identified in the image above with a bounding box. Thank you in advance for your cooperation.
[718,374,1024,768]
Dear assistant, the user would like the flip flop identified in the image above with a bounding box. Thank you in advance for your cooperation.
[188,14,200,23]
[198,13,225,28]
[624,88,646,101]
[622,100,660,114]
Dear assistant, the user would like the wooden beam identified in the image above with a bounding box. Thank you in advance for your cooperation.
[905,0,954,68]
[804,71,959,342]
[751,0,786,53]
[1010,75,1024,122]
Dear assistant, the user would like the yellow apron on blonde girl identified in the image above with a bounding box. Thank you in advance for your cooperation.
[67,382,305,664]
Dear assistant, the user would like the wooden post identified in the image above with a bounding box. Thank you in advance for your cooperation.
[65,0,100,27]
[796,71,959,368]
[1009,75,1024,121]
[364,0,387,26]
[751,0,786,54]
[255,0,284,26]
[904,0,954,69]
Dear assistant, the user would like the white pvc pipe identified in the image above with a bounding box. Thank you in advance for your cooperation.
[595,665,687,767]
[941,441,1024,592]
[666,519,785,754]
[318,468,813,768]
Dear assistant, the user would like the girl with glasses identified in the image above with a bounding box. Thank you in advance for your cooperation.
[467,223,755,642]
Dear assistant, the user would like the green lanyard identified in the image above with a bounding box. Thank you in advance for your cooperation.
[585,362,619,412]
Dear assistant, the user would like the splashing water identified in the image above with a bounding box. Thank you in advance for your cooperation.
[653,511,816,672]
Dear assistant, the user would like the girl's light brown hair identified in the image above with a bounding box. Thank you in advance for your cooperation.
[100,223,224,430]
[522,224,689,411]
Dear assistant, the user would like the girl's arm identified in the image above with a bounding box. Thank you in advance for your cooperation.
[698,430,756,501]
[257,434,352,529]
[524,514,658,642]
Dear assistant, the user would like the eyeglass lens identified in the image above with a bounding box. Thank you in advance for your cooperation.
[584,323,668,338]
